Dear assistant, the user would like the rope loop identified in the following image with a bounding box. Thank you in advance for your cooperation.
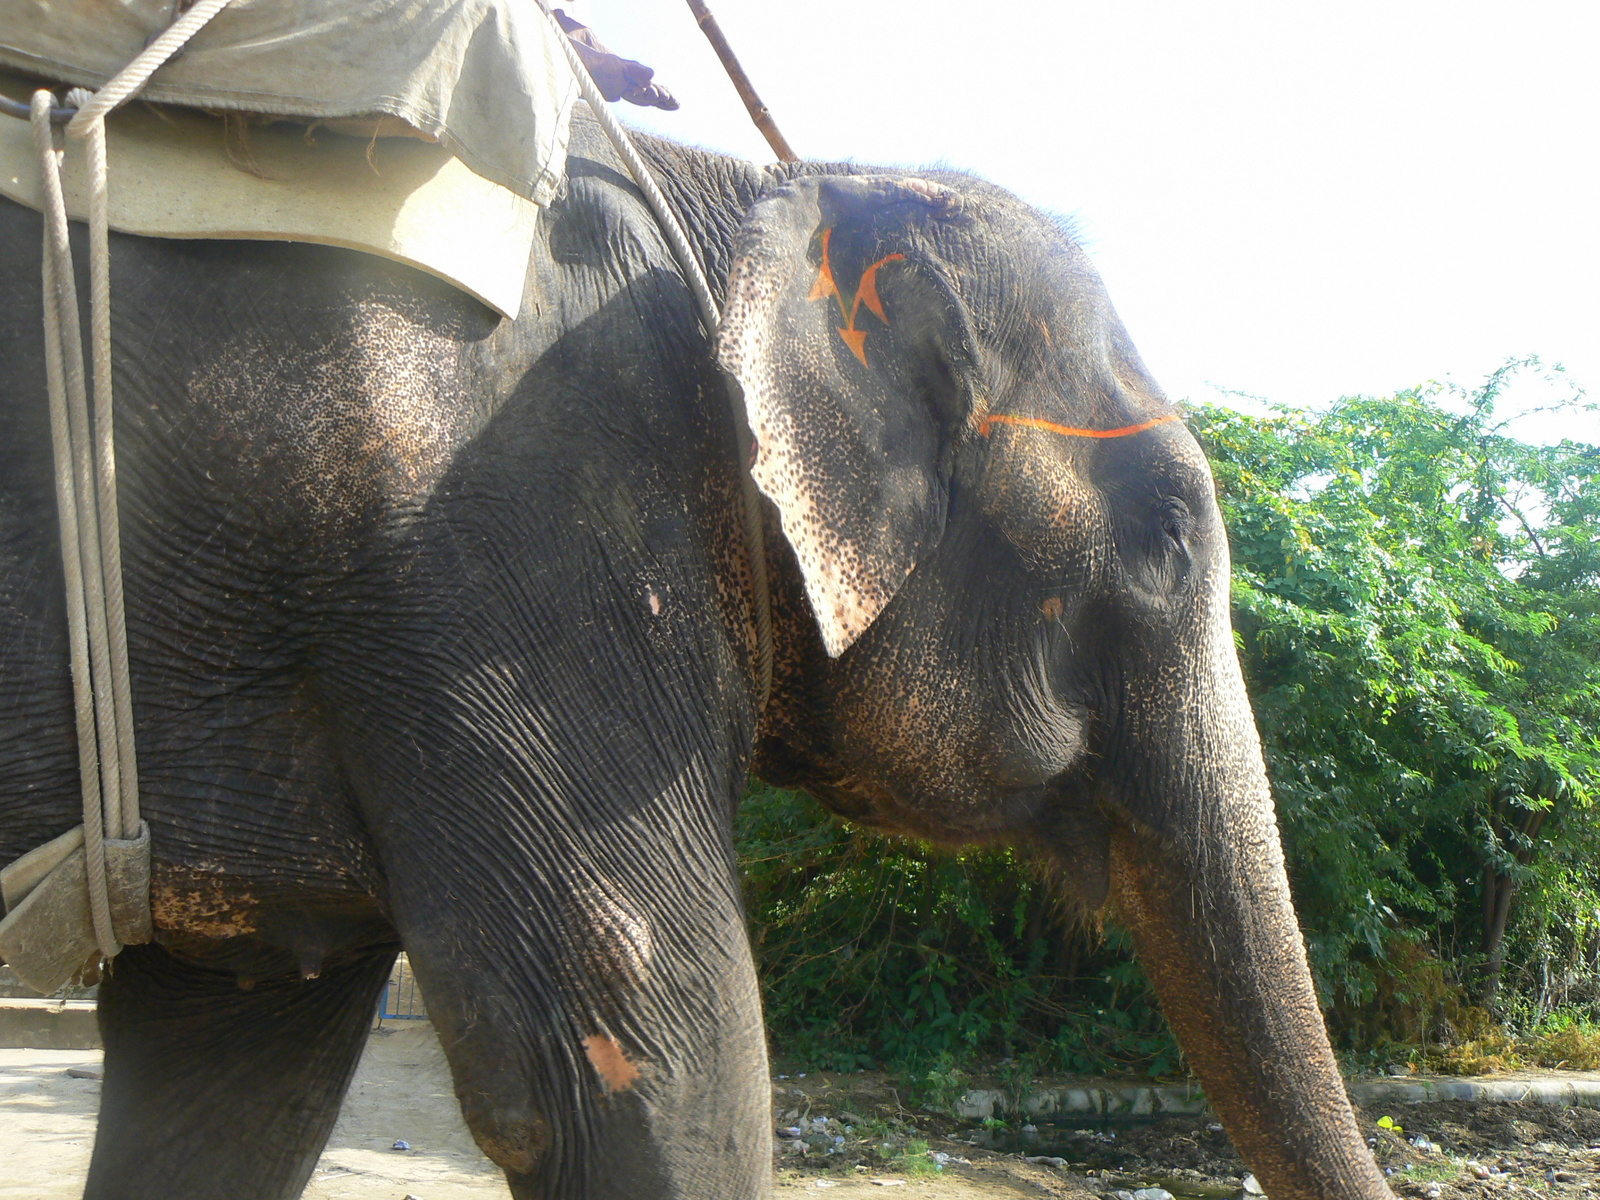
[32,90,119,957]
[26,0,231,965]
[65,0,236,139]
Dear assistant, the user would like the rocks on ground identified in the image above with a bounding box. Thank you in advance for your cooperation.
[770,1069,1600,1198]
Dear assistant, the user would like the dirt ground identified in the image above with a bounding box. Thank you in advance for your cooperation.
[770,1069,1600,1199]
[0,1023,506,1200]
[8,1025,1600,1199]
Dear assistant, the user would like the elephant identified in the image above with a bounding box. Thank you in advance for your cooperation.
[0,108,1393,1200]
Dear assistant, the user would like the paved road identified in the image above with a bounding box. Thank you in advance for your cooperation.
[0,1025,1072,1198]
[0,1023,510,1200]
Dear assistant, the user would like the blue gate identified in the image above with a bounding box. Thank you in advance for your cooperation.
[377,953,427,1024]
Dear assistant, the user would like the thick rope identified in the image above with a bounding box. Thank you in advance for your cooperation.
[59,3,236,841]
[64,0,236,137]
[542,5,775,711]
[24,1,229,959]
[32,92,118,956]
[67,87,139,839]
[53,90,124,862]
[545,12,721,334]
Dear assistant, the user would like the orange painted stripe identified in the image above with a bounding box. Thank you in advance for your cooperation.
[853,253,904,325]
[809,229,908,366]
[808,228,840,304]
[976,412,1180,440]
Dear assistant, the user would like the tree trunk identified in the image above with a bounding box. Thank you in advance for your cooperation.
[1479,800,1548,1009]
[1479,868,1515,1008]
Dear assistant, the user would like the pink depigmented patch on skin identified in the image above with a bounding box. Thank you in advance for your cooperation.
[583,1035,641,1093]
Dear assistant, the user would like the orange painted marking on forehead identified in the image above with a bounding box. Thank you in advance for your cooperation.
[856,255,898,323]
[975,412,1180,440]
[807,229,840,303]
[809,228,905,365]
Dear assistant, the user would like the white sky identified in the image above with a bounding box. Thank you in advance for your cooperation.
[573,1,1600,446]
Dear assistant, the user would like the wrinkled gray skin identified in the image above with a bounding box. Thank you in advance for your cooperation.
[0,111,1391,1200]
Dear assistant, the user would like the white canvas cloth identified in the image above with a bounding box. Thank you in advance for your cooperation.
[0,70,542,315]
[0,0,581,204]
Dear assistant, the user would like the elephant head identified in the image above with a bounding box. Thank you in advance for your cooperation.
[718,174,1390,1200]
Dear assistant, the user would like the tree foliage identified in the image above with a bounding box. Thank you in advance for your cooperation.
[737,785,1181,1076]
[1190,364,1600,1033]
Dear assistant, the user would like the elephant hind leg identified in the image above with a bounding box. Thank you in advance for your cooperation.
[87,941,397,1200]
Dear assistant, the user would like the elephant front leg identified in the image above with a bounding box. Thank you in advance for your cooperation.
[327,454,775,1195]
[89,941,397,1200]
[372,781,773,1200]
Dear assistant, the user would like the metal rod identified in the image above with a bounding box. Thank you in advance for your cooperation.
[684,0,798,163]
[0,93,75,123]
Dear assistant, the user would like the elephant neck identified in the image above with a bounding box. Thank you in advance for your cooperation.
[596,121,889,739]
[620,118,865,307]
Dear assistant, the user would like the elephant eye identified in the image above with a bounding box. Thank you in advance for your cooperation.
[1157,497,1193,553]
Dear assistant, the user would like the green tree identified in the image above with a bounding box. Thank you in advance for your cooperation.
[736,784,1182,1076]
[1189,363,1600,1028]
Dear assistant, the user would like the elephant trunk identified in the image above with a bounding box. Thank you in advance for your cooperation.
[1110,820,1389,1200]
[1104,574,1391,1200]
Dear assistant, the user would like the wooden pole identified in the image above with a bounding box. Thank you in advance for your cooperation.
[684,0,799,162]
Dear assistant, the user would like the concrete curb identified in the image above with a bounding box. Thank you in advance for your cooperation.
[1349,1077,1600,1108]
[954,1076,1600,1120]
[0,999,100,1050]
[956,1085,1211,1120]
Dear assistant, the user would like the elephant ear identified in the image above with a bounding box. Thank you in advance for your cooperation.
[717,175,978,657]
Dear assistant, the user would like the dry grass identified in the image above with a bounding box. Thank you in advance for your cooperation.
[1420,1011,1600,1075]
[1528,1025,1600,1070]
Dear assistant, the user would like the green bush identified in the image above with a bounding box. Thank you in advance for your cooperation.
[736,784,1181,1076]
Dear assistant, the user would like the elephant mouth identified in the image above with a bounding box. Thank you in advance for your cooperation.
[800,773,907,832]
[802,767,1090,852]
